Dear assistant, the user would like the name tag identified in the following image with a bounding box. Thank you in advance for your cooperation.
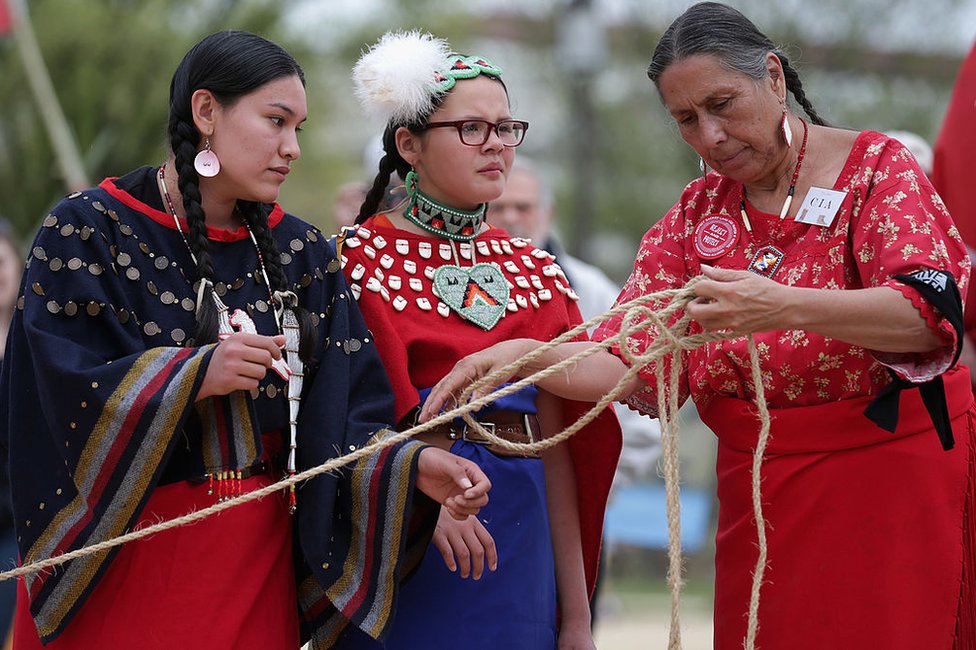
[795,187,847,227]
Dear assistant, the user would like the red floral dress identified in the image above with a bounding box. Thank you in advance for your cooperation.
[595,131,975,649]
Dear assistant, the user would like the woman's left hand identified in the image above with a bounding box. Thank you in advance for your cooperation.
[415,448,491,520]
[687,264,789,334]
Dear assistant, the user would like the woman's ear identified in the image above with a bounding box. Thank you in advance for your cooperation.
[395,126,423,167]
[765,52,787,99]
[190,89,219,137]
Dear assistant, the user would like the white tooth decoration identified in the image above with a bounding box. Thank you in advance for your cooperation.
[365,277,382,293]
[350,284,362,300]
[504,260,519,273]
[380,254,395,269]
[372,235,387,249]
[506,280,515,289]
[542,265,558,277]
[380,287,391,302]
[538,289,552,301]
[521,255,536,269]
[424,266,435,279]
[344,237,361,248]
[501,240,513,255]
[340,254,348,268]
[515,276,530,289]
[373,268,385,281]
[419,242,432,259]
[511,238,528,248]
[351,263,366,281]
[515,295,528,309]
[490,240,503,255]
[388,275,402,290]
[357,227,372,239]
[438,243,452,260]
[567,289,580,301]
[459,243,472,260]
[531,275,544,289]
[409,277,424,292]
[396,239,410,255]
[417,297,432,311]
[363,245,377,259]
[393,296,408,311]
[507,298,518,312]
[476,241,490,256]
[531,248,549,259]
[555,279,568,293]
[529,293,540,308]
[437,302,450,317]
[403,259,417,274]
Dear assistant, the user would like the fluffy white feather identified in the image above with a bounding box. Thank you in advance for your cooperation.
[353,30,451,125]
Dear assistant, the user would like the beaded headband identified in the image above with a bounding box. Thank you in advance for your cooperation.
[353,30,503,125]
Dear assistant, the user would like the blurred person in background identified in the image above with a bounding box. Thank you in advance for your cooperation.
[487,158,661,627]
[425,3,975,648]
[332,180,369,230]
[0,218,21,650]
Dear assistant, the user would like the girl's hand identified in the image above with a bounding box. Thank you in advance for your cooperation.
[430,509,498,580]
[197,333,286,400]
[416,448,491,519]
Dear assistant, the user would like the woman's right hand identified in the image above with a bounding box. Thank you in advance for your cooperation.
[419,338,540,422]
[197,332,286,401]
[431,507,498,580]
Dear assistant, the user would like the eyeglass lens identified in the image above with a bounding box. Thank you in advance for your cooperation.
[460,121,526,146]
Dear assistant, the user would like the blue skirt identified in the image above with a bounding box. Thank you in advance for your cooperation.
[335,441,557,649]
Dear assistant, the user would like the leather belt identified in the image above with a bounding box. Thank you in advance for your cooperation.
[418,411,542,458]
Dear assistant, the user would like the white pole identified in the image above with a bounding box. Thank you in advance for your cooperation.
[9,0,88,191]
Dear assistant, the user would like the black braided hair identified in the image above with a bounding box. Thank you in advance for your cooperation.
[355,74,510,224]
[647,2,829,127]
[167,30,317,362]
[237,201,316,361]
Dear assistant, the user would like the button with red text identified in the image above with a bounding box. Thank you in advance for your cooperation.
[693,215,739,260]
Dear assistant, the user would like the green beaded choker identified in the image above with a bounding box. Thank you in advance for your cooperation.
[402,171,486,241]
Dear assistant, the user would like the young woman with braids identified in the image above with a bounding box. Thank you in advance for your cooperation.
[425,3,975,649]
[0,30,492,649]
[332,32,621,650]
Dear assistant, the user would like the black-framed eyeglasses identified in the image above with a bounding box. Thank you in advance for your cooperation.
[423,119,529,147]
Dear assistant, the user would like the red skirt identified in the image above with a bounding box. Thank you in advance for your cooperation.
[700,367,976,650]
[13,475,298,649]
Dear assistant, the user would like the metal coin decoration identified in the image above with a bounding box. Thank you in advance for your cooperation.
[432,263,510,330]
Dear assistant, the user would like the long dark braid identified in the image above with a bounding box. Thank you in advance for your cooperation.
[648,2,829,126]
[237,202,316,362]
[167,30,317,361]
[169,115,220,343]
[778,53,829,127]
[356,125,413,224]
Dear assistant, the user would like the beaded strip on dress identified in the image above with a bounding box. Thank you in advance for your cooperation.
[157,165,303,511]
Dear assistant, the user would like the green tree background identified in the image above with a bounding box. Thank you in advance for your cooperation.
[0,0,972,282]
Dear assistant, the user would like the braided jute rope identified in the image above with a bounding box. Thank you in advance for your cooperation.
[1,277,773,650]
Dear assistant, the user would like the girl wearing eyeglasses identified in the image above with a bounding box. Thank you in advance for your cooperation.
[332,32,621,650]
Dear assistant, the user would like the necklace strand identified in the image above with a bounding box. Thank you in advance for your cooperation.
[739,117,809,232]
[156,165,280,330]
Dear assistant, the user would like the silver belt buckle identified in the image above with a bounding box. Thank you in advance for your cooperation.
[462,421,494,445]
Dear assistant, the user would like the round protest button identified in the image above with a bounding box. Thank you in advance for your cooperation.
[693,215,739,260]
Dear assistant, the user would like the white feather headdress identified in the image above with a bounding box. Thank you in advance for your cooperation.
[353,30,451,125]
